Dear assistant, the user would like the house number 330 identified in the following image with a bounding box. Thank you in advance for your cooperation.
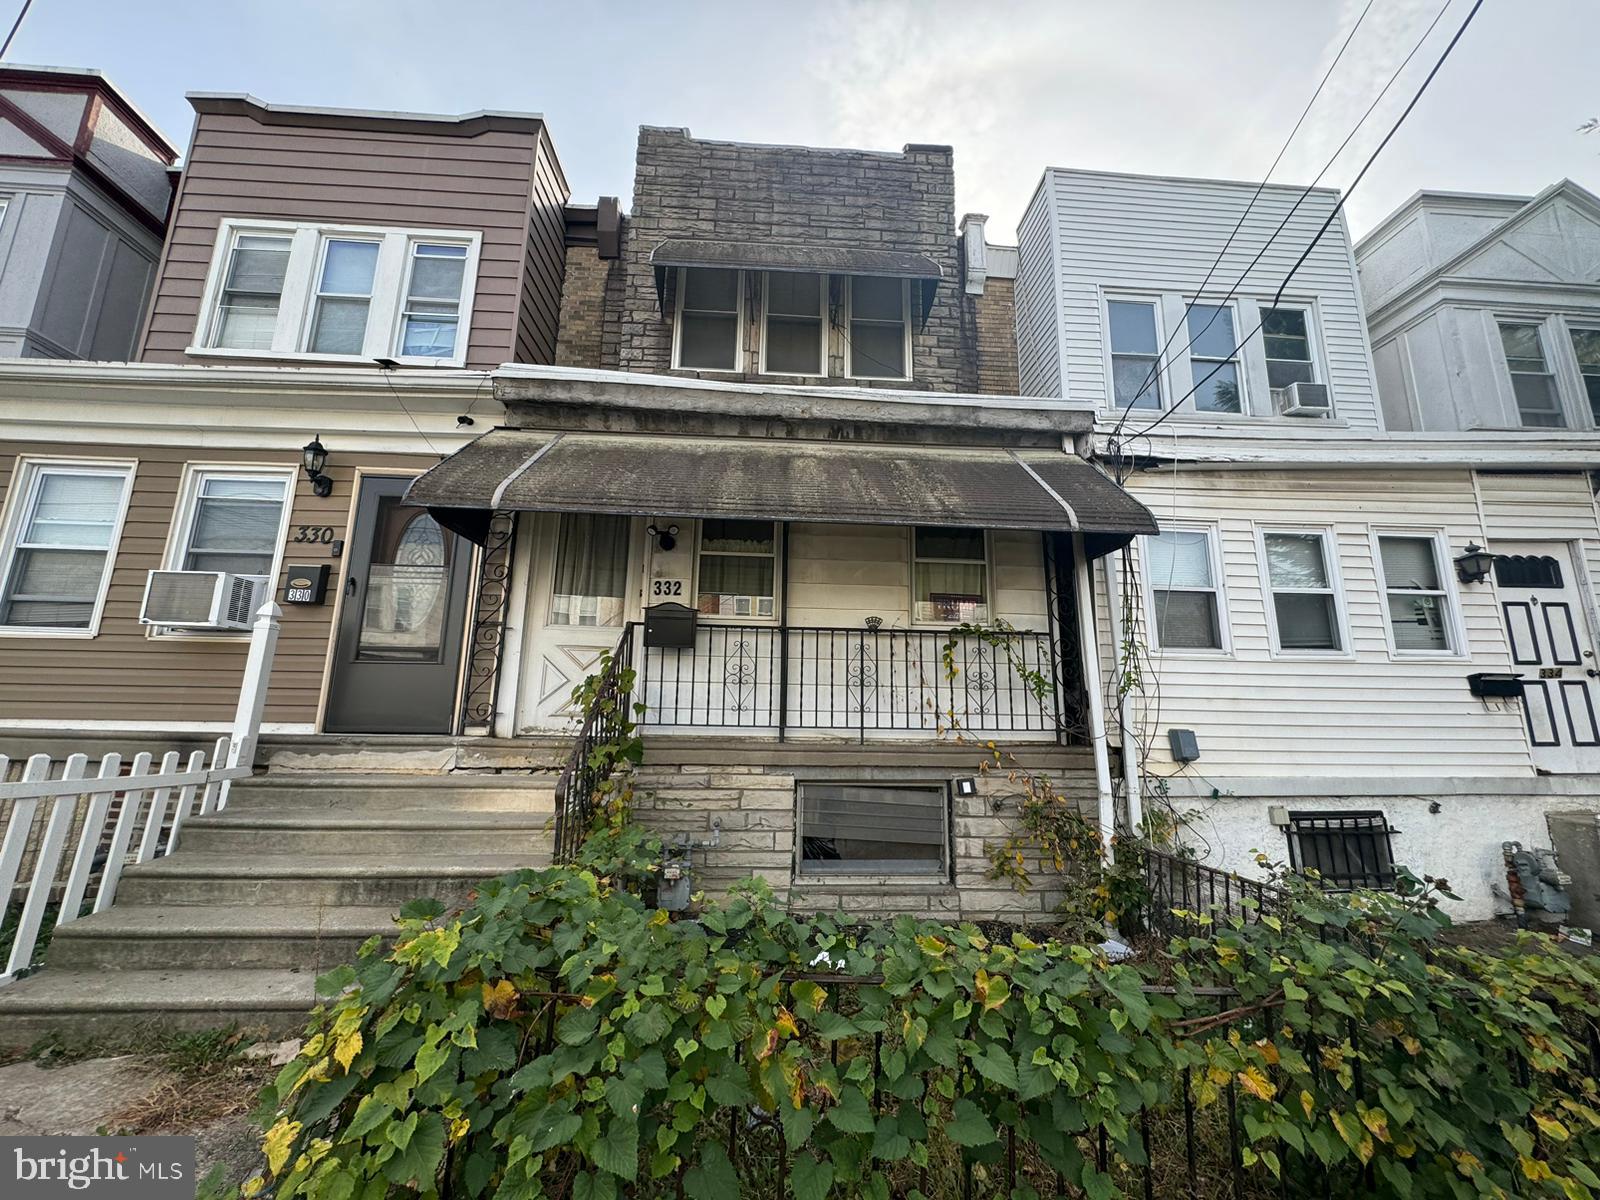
[293,525,336,544]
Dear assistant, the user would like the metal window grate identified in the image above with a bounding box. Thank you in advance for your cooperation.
[1285,810,1397,890]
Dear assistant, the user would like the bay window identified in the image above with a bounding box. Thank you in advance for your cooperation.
[0,461,134,634]
[197,219,479,366]
[1262,531,1342,653]
[1498,321,1564,428]
[697,519,776,618]
[912,527,988,624]
[1569,327,1600,424]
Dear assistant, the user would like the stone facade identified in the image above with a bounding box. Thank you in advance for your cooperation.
[628,754,1093,923]
[613,127,971,391]
[969,279,1020,394]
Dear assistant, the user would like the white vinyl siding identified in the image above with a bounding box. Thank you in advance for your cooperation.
[1475,471,1600,630]
[1015,169,1381,428]
[1108,469,1532,778]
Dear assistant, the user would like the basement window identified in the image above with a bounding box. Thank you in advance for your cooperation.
[1285,810,1397,890]
[799,783,949,876]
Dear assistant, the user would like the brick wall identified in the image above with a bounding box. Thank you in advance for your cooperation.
[555,242,624,369]
[970,279,1020,394]
[616,127,970,392]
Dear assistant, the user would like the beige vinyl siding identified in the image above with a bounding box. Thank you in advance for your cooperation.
[0,441,438,727]
[1118,468,1532,778]
[1016,170,1381,429]
[140,112,561,369]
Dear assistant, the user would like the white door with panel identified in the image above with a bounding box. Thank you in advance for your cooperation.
[1493,542,1600,773]
[516,513,640,732]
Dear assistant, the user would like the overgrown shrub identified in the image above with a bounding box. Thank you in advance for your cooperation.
[246,839,1600,1200]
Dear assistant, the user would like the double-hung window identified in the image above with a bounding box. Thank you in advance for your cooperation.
[1144,530,1224,651]
[847,276,910,380]
[1498,321,1564,428]
[198,219,479,365]
[1261,306,1317,390]
[1262,531,1342,652]
[1107,299,1162,410]
[762,272,826,376]
[697,519,776,618]
[1569,327,1600,425]
[675,267,741,370]
[1187,304,1243,413]
[173,471,290,579]
[1376,534,1455,653]
[912,527,988,624]
[0,461,134,634]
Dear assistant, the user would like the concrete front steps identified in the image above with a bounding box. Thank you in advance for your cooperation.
[0,771,557,1045]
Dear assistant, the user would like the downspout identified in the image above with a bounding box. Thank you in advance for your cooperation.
[1103,550,1143,836]
[1071,533,1117,864]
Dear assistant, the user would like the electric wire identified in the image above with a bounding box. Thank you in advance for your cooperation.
[0,0,32,60]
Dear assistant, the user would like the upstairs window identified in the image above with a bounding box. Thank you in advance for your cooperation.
[1261,306,1317,389]
[1144,529,1223,651]
[197,219,479,366]
[762,272,826,376]
[0,461,134,634]
[1187,304,1243,413]
[1262,531,1342,653]
[1569,327,1600,425]
[847,276,910,380]
[1498,321,1564,428]
[674,268,742,371]
[1107,299,1162,410]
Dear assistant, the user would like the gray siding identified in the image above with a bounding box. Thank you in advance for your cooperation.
[140,109,563,369]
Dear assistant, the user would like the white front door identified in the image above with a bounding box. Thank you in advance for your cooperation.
[1494,542,1600,773]
[515,513,640,733]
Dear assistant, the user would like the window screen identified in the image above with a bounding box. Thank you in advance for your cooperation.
[799,783,948,874]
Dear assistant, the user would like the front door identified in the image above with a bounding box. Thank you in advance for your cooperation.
[516,512,638,732]
[324,476,470,733]
[1494,542,1600,773]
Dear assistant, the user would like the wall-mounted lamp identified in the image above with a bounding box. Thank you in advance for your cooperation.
[1454,542,1495,585]
[647,523,680,552]
[302,436,333,498]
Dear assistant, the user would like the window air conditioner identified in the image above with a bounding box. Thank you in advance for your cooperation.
[140,571,267,630]
[1273,381,1332,417]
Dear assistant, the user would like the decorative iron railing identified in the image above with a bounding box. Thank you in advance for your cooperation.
[1141,847,1286,939]
[636,624,1061,740]
[551,625,636,863]
[460,512,518,733]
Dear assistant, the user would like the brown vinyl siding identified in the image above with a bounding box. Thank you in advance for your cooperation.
[139,108,567,369]
[0,442,439,727]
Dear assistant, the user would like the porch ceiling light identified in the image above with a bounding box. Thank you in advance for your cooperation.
[1454,542,1494,585]
[302,436,333,498]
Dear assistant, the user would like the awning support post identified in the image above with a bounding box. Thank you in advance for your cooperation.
[1103,549,1144,837]
[1072,533,1117,867]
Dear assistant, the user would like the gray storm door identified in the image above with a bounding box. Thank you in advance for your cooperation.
[324,476,470,733]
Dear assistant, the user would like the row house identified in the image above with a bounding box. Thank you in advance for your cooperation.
[1014,167,1600,920]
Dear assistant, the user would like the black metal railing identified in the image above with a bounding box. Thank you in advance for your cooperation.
[637,624,1060,740]
[1141,848,1285,939]
[552,626,636,863]
[460,512,518,732]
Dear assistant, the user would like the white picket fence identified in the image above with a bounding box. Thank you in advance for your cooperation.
[0,602,281,985]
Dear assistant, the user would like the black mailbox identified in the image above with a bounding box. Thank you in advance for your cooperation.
[644,602,697,648]
[1467,672,1525,699]
[283,563,331,605]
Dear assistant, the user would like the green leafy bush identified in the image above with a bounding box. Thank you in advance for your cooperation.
[248,850,1600,1200]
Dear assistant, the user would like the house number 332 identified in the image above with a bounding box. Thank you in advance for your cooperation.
[651,580,684,597]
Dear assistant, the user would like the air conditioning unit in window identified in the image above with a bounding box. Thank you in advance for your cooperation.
[1273,381,1333,417]
[140,571,267,630]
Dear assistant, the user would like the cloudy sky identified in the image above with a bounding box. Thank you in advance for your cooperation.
[10,0,1596,240]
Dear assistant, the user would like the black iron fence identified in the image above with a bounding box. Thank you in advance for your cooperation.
[1141,848,1285,940]
[551,626,635,863]
[636,624,1061,740]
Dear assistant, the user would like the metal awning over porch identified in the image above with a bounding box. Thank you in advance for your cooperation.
[406,429,1157,557]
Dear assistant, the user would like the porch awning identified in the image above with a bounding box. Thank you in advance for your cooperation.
[407,430,1157,557]
[649,238,944,322]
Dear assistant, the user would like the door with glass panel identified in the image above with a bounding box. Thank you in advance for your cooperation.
[1491,542,1600,773]
[518,512,637,731]
[324,477,470,733]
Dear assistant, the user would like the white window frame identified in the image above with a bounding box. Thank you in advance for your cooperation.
[1140,524,1232,657]
[1255,526,1350,659]
[1184,299,1247,416]
[302,235,383,356]
[1493,315,1569,430]
[1101,292,1167,414]
[693,518,780,623]
[845,276,913,382]
[189,218,481,368]
[152,464,297,641]
[908,526,993,629]
[0,456,137,639]
[1557,316,1600,430]
[671,266,745,373]
[1368,528,1466,660]
[1258,301,1325,392]
[758,271,829,378]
